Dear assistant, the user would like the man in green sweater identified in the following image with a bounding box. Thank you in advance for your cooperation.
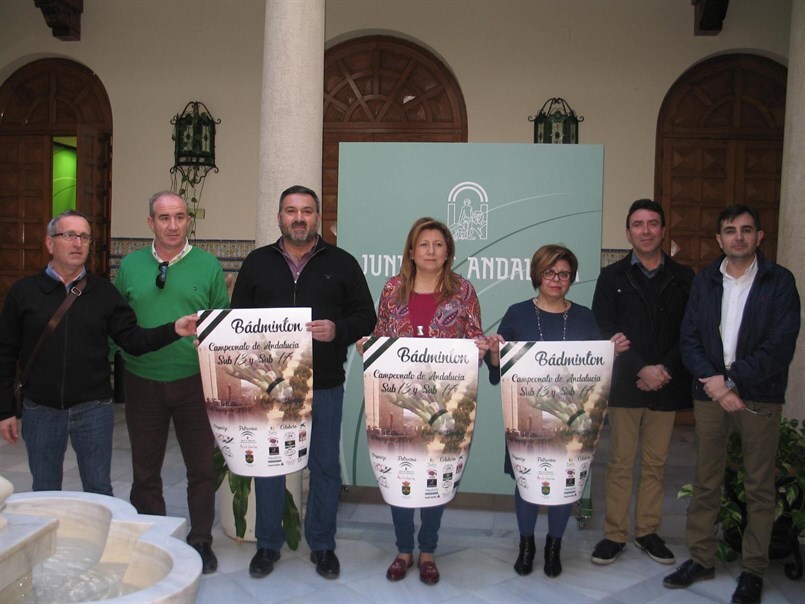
[115,191,229,574]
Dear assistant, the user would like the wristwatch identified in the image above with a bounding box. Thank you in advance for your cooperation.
[724,377,737,392]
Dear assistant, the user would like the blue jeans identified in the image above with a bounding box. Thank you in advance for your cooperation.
[391,504,444,553]
[21,398,114,495]
[255,385,344,551]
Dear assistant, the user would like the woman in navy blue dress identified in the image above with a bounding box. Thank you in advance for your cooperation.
[487,244,628,578]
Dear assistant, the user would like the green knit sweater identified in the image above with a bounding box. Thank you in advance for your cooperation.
[115,246,229,381]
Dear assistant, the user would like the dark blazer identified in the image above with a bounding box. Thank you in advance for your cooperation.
[592,253,694,410]
[679,251,800,404]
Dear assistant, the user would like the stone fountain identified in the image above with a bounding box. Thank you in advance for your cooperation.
[0,475,201,603]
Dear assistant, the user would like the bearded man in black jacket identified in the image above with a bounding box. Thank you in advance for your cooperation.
[231,185,377,581]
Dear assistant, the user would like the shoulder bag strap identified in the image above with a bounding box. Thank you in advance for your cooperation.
[17,274,89,386]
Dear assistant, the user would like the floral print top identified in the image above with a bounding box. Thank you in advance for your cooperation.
[372,274,483,339]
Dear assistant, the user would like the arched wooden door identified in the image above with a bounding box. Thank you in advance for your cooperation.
[0,58,113,304]
[323,36,467,243]
[655,54,786,271]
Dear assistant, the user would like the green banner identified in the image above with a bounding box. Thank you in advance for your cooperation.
[338,142,604,495]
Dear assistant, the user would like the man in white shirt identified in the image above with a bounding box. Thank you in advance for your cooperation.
[665,205,800,604]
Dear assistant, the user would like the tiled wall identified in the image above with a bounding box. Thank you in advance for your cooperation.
[111,238,630,278]
[110,238,256,279]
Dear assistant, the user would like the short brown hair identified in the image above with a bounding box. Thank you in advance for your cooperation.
[530,244,578,289]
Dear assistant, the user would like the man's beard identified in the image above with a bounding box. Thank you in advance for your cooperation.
[282,222,317,245]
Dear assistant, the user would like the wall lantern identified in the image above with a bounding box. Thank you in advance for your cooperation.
[171,101,220,184]
[170,101,220,238]
[528,98,583,144]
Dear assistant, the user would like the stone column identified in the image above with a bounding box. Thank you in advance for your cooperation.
[256,0,325,515]
[256,0,325,246]
[778,0,805,421]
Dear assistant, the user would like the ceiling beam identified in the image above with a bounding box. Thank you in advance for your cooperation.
[692,0,729,36]
[35,0,83,41]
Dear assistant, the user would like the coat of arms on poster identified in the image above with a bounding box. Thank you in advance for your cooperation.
[500,340,614,505]
[447,181,488,241]
[363,337,479,508]
[196,307,313,477]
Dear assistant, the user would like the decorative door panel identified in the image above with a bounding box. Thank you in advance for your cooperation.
[0,135,51,306]
[323,36,467,244]
[656,54,786,273]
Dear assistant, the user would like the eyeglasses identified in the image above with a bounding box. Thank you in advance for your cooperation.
[743,404,772,417]
[542,269,572,282]
[155,261,169,289]
[52,232,93,244]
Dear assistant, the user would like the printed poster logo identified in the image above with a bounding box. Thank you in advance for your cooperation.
[447,182,489,241]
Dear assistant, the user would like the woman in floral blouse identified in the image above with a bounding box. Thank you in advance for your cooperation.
[369,217,487,585]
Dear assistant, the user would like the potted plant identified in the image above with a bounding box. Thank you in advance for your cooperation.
[214,447,301,549]
[677,416,805,579]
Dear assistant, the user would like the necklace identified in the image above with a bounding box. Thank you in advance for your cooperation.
[533,298,568,341]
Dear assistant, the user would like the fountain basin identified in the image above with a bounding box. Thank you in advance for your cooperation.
[2,491,201,603]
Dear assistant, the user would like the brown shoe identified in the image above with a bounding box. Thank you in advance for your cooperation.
[386,556,413,581]
[418,557,440,585]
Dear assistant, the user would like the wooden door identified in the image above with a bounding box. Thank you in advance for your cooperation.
[323,36,468,243]
[0,135,51,307]
[0,58,113,303]
[656,54,786,271]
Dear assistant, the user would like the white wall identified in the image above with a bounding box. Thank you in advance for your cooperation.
[0,0,791,247]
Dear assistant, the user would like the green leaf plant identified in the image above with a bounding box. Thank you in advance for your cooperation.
[214,446,301,549]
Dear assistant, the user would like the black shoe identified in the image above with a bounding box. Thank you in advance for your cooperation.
[591,538,625,565]
[731,571,762,604]
[663,559,715,588]
[310,549,340,579]
[635,533,675,565]
[513,535,536,576]
[190,542,218,574]
[544,534,562,578]
[249,548,281,578]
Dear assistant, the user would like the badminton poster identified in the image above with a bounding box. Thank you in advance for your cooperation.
[363,336,479,508]
[500,340,613,505]
[196,308,313,477]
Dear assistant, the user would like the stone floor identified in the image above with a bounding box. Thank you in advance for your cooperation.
[1,405,802,603]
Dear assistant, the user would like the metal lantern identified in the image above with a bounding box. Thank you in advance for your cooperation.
[171,101,220,184]
[528,98,583,144]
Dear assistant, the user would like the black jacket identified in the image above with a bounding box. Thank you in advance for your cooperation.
[592,253,694,410]
[680,251,800,404]
[230,238,377,389]
[0,270,180,420]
